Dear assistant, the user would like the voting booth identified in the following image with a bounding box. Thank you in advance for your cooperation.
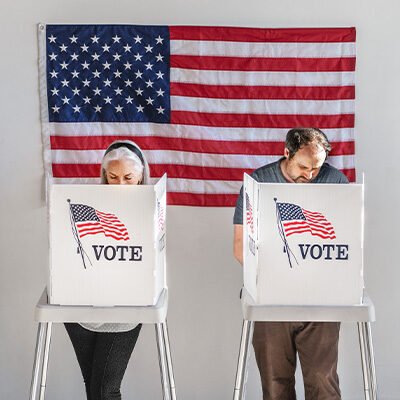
[243,174,364,305]
[48,174,167,306]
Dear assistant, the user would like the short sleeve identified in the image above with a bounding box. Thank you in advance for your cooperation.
[233,185,244,225]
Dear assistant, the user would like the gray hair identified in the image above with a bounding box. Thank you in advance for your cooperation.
[100,140,150,184]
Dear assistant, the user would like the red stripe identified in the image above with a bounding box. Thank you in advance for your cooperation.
[171,111,355,129]
[171,55,356,72]
[342,168,355,182]
[168,192,239,207]
[52,163,355,184]
[80,230,129,241]
[78,224,128,237]
[170,83,355,100]
[169,26,356,43]
[50,136,354,156]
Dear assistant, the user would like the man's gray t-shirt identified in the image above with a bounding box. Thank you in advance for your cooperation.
[233,158,349,225]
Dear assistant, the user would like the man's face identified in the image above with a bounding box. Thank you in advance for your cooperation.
[282,144,326,183]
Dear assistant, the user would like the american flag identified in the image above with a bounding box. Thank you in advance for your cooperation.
[157,200,165,231]
[277,202,336,240]
[40,24,356,206]
[245,193,254,234]
[70,203,130,241]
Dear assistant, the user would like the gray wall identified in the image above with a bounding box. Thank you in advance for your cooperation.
[1,1,399,399]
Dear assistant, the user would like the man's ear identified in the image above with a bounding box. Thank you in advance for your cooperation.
[283,147,290,159]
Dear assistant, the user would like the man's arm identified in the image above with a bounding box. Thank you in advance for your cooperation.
[233,224,243,265]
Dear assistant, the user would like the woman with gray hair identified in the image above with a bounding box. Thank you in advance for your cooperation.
[65,140,150,400]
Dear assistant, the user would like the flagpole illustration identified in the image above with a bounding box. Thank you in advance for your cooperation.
[274,198,298,268]
[67,199,92,269]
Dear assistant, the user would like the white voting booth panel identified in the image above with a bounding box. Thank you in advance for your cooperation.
[243,174,364,306]
[48,175,167,306]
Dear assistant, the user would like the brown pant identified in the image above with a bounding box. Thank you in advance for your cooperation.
[252,322,341,400]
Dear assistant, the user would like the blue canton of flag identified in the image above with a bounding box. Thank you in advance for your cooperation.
[46,25,170,123]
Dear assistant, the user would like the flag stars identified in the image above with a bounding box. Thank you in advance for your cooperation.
[48,35,57,43]
[136,104,144,112]
[52,104,60,113]
[113,53,121,61]
[92,70,101,78]
[49,53,57,61]
[124,61,132,70]
[103,61,111,70]
[155,53,164,62]
[114,70,122,78]
[102,43,111,52]
[145,79,154,88]
[156,106,165,114]
[145,62,153,70]
[71,70,80,78]
[61,79,69,87]
[104,96,112,104]
[81,44,89,52]
[156,88,165,97]
[91,35,99,43]
[124,79,132,87]
[70,53,79,61]
[146,97,154,105]
[60,61,69,70]
[94,105,102,112]
[72,87,80,96]
[51,87,59,96]
[112,35,121,43]
[135,88,143,96]
[69,35,78,43]
[123,44,131,52]
[134,53,143,61]
[155,35,164,45]
[83,96,91,104]
[135,70,143,79]
[134,35,142,43]
[73,104,81,113]
[59,43,68,52]
[93,87,101,95]
[115,104,123,113]
[62,96,70,104]
[156,71,164,79]
[103,78,112,87]
[125,96,133,104]
[50,70,58,78]
[81,61,90,69]
[144,44,153,53]
[114,87,123,95]
[82,79,90,87]
[91,53,100,61]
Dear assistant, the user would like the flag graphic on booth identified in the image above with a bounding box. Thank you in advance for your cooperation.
[68,200,129,268]
[245,192,254,235]
[40,24,356,206]
[275,199,336,268]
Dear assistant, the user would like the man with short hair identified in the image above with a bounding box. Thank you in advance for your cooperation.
[233,127,348,400]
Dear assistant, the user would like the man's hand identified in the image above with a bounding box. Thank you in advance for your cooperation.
[233,224,243,265]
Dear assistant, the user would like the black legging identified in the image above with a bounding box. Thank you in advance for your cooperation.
[65,323,142,400]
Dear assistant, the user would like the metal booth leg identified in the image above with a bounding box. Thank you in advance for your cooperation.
[156,323,171,400]
[162,322,177,400]
[29,323,46,400]
[365,322,378,400]
[39,322,53,400]
[233,320,254,400]
[358,322,372,400]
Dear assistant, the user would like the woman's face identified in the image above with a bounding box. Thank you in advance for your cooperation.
[105,159,143,185]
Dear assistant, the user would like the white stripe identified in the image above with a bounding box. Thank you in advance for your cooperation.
[50,123,354,143]
[171,68,355,86]
[171,40,356,58]
[51,149,354,170]
[171,96,355,115]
